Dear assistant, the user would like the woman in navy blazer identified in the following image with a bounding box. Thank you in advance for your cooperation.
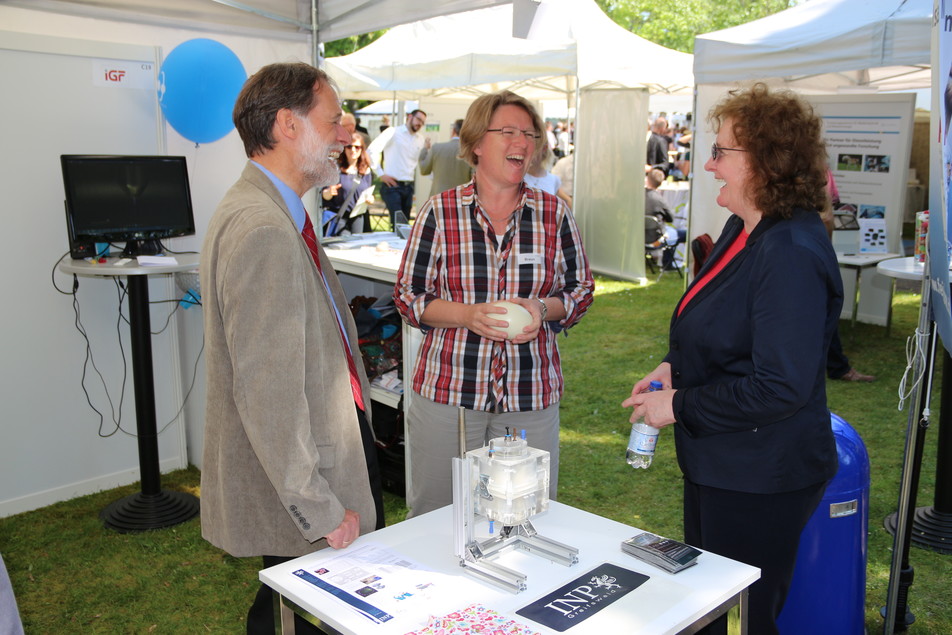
[624,83,842,635]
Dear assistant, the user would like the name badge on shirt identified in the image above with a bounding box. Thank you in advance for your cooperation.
[518,252,544,266]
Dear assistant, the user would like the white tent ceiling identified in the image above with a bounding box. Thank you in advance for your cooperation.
[0,0,511,42]
[323,0,694,101]
[693,0,931,92]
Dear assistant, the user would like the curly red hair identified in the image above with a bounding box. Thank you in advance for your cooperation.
[709,83,828,219]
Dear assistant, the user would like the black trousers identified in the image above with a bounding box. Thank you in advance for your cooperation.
[826,328,852,379]
[380,182,413,230]
[358,406,386,531]
[247,407,385,634]
[683,479,827,635]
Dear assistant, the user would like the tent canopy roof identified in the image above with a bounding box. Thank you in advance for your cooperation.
[4,0,511,42]
[694,0,930,91]
[325,0,693,101]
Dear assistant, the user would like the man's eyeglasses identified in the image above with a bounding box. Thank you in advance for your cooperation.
[711,142,747,161]
[344,145,363,150]
[487,127,540,141]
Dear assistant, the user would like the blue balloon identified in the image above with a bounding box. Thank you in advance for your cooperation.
[158,39,246,144]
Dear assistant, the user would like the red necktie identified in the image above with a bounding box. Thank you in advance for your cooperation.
[301,213,366,411]
[489,228,515,410]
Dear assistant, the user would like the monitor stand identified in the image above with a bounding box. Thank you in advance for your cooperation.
[121,239,163,257]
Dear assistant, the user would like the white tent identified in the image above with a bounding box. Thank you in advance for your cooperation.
[325,0,693,100]
[690,0,931,324]
[326,0,694,281]
[693,0,930,91]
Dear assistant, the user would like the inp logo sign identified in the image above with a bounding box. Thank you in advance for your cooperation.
[517,563,648,632]
[105,69,127,83]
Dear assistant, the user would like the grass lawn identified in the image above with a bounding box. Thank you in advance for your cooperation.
[2,271,950,632]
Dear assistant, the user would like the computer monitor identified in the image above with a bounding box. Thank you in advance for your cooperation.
[61,155,195,257]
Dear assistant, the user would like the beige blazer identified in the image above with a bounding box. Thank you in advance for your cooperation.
[200,163,376,558]
[418,138,472,197]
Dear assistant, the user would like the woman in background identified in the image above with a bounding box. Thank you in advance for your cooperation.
[524,143,571,206]
[623,83,841,634]
[321,132,374,235]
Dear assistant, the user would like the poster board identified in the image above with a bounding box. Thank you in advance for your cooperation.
[811,93,916,325]
[813,93,916,256]
[931,0,952,351]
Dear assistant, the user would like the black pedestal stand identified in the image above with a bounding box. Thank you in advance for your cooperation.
[885,350,952,554]
[99,274,199,533]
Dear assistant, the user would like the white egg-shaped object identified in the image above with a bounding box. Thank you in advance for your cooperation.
[492,301,533,339]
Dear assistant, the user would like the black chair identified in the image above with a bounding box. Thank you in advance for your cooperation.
[690,233,714,276]
[645,215,683,278]
[644,215,664,274]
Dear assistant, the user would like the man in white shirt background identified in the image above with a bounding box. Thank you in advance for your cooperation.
[368,109,428,229]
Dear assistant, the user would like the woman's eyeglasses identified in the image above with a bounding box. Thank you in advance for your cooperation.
[486,126,540,141]
[345,145,363,150]
[711,142,746,161]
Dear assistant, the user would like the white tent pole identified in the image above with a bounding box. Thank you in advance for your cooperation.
[312,0,320,67]
[685,83,699,283]
[571,76,580,189]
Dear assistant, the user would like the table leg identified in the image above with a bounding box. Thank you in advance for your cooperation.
[851,267,862,331]
[739,587,749,635]
[886,278,896,337]
[276,593,296,635]
[99,274,199,532]
[278,594,343,634]
[676,588,747,634]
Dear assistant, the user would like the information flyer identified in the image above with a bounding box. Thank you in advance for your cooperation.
[285,543,495,633]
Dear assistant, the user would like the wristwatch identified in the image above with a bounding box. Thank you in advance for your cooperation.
[537,298,548,321]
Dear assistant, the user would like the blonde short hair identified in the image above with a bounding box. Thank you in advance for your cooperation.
[459,90,545,168]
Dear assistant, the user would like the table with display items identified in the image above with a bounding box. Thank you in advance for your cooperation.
[260,501,759,635]
[836,252,902,330]
[59,253,201,532]
[875,256,922,336]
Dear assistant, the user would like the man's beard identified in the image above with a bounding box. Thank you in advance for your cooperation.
[299,118,340,189]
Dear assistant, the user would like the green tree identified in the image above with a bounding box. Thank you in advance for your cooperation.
[595,0,799,53]
[322,31,387,113]
[323,30,386,58]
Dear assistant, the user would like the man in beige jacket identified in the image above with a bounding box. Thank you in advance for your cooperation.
[200,62,383,634]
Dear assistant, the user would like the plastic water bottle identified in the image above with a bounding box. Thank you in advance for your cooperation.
[626,380,663,469]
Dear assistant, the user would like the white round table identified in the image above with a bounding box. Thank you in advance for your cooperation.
[876,256,924,336]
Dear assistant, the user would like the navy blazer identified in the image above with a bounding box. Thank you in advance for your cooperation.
[667,210,841,494]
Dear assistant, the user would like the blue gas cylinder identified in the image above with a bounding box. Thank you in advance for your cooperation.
[777,412,870,634]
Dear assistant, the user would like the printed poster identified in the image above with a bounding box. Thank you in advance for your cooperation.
[933,0,952,351]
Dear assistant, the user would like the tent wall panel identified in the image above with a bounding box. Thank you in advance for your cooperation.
[575,88,648,282]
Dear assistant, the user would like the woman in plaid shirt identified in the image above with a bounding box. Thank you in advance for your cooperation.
[394,90,594,518]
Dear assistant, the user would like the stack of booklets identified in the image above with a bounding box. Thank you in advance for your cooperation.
[621,532,702,574]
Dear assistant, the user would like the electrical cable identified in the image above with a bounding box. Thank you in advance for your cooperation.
[149,300,182,335]
[898,326,930,412]
[157,336,205,435]
[111,278,130,435]
[156,238,199,256]
[71,280,127,437]
[58,251,203,440]
[51,252,76,295]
